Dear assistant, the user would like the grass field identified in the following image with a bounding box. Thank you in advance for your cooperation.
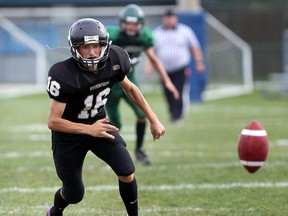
[0,90,288,216]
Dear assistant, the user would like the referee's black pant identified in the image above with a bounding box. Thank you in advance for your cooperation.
[162,66,187,122]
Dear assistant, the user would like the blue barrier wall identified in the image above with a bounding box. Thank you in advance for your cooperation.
[178,10,207,103]
[0,19,59,54]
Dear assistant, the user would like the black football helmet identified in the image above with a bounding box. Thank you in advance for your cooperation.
[68,18,111,72]
[119,4,145,36]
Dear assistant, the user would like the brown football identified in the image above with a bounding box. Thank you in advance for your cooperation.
[238,120,269,173]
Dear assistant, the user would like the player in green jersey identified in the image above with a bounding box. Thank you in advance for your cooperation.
[106,4,179,165]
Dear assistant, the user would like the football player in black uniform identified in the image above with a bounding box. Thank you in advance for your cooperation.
[46,18,165,216]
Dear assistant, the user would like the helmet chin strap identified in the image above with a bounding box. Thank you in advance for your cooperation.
[76,55,107,73]
[74,48,101,72]
[86,61,99,71]
[77,61,99,73]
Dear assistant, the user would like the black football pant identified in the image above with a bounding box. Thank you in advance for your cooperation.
[52,131,135,204]
[162,67,187,122]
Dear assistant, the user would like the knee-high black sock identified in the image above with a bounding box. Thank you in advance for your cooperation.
[119,178,138,216]
[136,121,146,151]
[51,188,69,216]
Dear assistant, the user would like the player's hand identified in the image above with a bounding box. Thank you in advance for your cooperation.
[88,117,118,139]
[165,81,180,100]
[150,118,166,141]
[195,61,205,72]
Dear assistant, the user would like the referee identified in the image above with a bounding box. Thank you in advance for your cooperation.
[153,9,205,122]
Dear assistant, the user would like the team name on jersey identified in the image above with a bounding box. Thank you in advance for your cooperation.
[90,81,110,91]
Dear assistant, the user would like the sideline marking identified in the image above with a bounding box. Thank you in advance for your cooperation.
[1,182,288,193]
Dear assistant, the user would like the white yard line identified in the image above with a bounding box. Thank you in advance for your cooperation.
[0,206,234,215]
[1,151,50,158]
[1,182,288,194]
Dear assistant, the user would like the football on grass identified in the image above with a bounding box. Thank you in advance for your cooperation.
[238,120,269,173]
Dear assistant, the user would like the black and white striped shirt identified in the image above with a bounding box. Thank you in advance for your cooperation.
[153,23,200,72]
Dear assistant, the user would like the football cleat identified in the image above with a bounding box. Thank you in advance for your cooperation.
[135,149,151,165]
[46,206,52,216]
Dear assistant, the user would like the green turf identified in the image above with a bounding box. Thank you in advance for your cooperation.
[0,91,287,216]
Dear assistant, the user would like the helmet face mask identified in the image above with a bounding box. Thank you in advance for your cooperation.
[68,18,111,72]
[120,22,143,37]
[119,4,145,36]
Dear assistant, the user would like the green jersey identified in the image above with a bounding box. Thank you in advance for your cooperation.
[105,26,152,127]
[107,26,154,60]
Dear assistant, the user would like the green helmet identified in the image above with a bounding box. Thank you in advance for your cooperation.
[119,4,145,36]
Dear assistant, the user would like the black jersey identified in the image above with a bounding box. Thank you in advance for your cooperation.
[47,45,130,144]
